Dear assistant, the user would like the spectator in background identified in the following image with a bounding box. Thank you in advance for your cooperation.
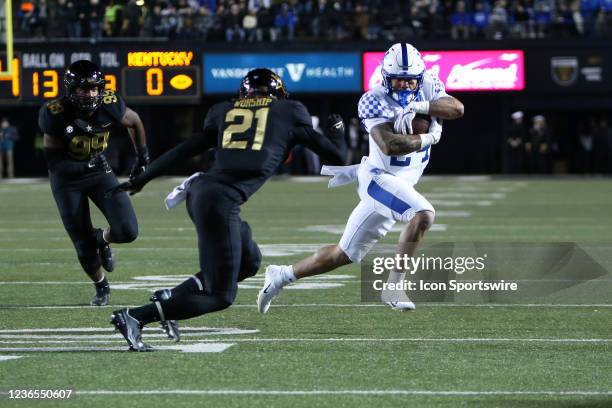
[575,121,594,173]
[593,116,612,173]
[18,0,36,34]
[223,2,246,42]
[595,1,612,36]
[534,0,552,38]
[526,115,555,173]
[248,0,271,13]
[471,1,489,38]
[104,0,124,37]
[193,6,216,40]
[325,1,347,40]
[66,1,85,38]
[504,111,526,173]
[35,0,49,38]
[0,118,19,179]
[243,9,261,42]
[488,0,509,39]
[161,2,180,39]
[451,1,471,39]
[87,0,105,40]
[274,2,297,41]
[351,2,370,40]
[123,0,143,37]
[510,0,531,38]
[308,0,328,38]
[141,4,164,37]
[580,0,600,36]
[256,3,275,41]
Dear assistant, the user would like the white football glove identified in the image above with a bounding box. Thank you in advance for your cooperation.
[393,108,416,135]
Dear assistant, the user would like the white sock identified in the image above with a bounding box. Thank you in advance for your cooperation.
[281,265,296,284]
[95,275,106,284]
[387,270,406,284]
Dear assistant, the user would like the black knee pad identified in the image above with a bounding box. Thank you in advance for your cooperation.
[239,243,262,282]
[110,220,138,243]
[74,239,100,274]
[237,221,261,282]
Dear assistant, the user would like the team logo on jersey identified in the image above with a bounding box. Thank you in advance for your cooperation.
[550,57,578,87]
[66,125,73,134]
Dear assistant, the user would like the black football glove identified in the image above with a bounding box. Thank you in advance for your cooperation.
[88,153,112,173]
[326,114,345,140]
[129,146,150,179]
[105,174,146,197]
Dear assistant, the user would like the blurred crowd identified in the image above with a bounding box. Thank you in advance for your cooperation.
[503,111,612,174]
[13,0,612,41]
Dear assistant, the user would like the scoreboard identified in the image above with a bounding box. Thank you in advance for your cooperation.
[0,45,201,105]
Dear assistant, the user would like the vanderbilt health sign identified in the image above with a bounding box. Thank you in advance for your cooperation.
[203,53,361,94]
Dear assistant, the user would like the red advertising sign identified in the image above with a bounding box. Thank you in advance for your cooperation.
[363,50,525,92]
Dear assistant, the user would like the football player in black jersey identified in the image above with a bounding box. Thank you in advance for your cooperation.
[39,60,149,307]
[107,68,347,351]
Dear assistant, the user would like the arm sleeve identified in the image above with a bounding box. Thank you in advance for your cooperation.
[289,101,346,165]
[291,101,314,127]
[38,105,63,137]
[44,148,89,176]
[132,126,217,186]
[292,125,346,166]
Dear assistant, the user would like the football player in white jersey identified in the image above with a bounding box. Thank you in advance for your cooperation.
[257,43,464,312]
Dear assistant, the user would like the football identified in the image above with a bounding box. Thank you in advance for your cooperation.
[412,114,432,135]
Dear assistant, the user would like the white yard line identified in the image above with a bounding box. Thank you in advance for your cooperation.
[1,303,611,310]
[0,355,22,361]
[0,337,609,344]
[72,389,611,396]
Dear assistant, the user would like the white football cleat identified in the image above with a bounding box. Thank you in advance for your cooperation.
[386,301,416,311]
[257,265,286,314]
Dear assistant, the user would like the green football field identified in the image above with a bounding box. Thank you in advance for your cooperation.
[0,177,611,407]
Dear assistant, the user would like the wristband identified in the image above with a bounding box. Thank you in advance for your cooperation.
[419,133,436,148]
[412,101,430,114]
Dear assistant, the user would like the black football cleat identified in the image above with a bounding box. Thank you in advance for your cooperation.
[89,291,110,306]
[110,309,152,352]
[150,289,180,342]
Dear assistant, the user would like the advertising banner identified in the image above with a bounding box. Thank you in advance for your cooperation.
[363,50,525,92]
[203,53,361,93]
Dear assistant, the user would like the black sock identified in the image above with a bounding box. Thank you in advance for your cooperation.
[159,293,229,321]
[94,229,107,246]
[129,303,160,325]
[94,277,109,294]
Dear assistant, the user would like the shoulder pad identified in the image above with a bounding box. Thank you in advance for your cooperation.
[100,90,126,121]
[44,99,66,115]
[358,91,386,120]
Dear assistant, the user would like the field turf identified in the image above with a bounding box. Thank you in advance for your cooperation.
[0,177,611,407]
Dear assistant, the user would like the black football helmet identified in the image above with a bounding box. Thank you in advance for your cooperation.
[239,68,288,99]
[64,60,105,112]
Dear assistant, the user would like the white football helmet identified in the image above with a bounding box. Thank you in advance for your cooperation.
[381,43,425,107]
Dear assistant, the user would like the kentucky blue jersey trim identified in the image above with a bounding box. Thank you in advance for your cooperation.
[367,180,411,214]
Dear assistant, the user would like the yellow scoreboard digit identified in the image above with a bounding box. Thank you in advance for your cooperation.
[0,48,201,105]
[121,51,200,102]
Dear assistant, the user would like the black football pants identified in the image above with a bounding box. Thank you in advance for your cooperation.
[49,171,138,275]
[157,176,261,320]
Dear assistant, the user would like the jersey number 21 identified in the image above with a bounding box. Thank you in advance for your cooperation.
[222,108,269,151]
